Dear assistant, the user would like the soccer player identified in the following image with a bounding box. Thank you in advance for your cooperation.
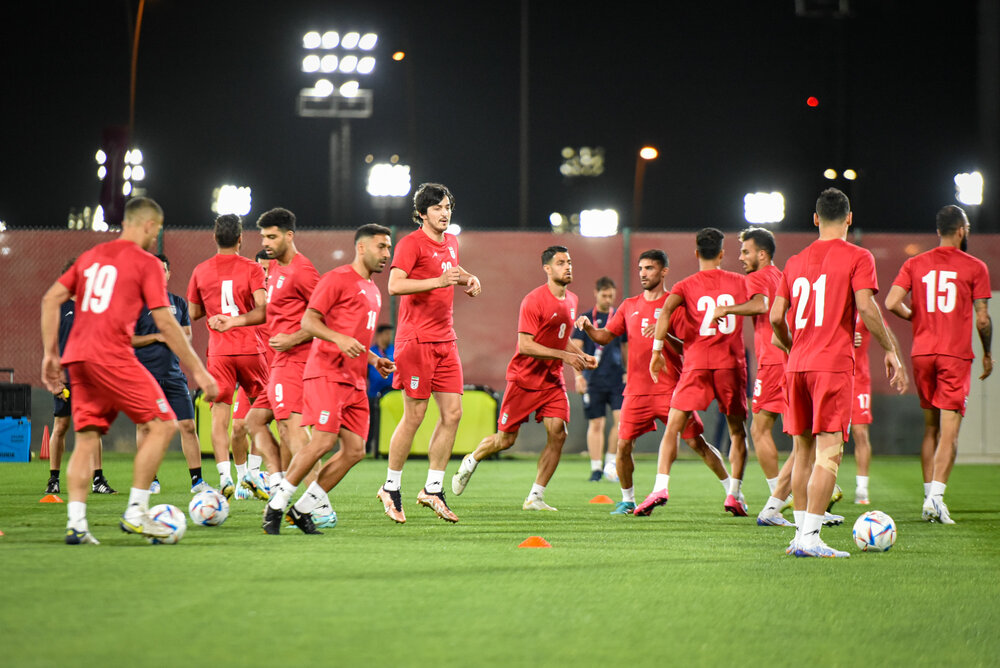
[452,246,596,511]
[885,204,992,524]
[263,224,395,534]
[576,250,731,515]
[710,227,794,527]
[850,317,874,504]
[187,214,271,500]
[639,228,750,517]
[40,197,218,545]
[770,188,907,558]
[378,183,481,524]
[571,276,625,482]
[133,253,209,494]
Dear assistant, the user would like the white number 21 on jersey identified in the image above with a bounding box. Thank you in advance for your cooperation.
[80,263,118,314]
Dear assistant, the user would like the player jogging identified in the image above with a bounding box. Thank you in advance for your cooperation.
[885,204,991,524]
[452,246,596,511]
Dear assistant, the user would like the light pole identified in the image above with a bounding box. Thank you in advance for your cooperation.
[631,146,658,230]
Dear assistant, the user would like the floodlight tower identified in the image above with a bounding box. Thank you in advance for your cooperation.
[297,30,378,224]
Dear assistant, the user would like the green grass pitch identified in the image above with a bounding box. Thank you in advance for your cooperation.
[2,453,999,667]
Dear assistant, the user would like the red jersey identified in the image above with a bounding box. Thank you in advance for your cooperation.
[778,238,878,373]
[303,265,382,390]
[58,239,169,366]
[745,264,788,369]
[266,252,320,366]
[670,269,748,370]
[854,315,871,385]
[891,246,991,360]
[186,254,266,356]
[391,227,459,343]
[606,292,684,396]
[505,284,579,390]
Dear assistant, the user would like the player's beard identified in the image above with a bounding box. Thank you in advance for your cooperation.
[960,235,968,252]
[555,272,572,286]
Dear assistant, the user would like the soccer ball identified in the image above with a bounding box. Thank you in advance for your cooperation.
[147,503,187,544]
[188,490,230,526]
[852,510,897,552]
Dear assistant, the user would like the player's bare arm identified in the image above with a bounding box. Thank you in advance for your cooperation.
[189,301,206,321]
[574,315,615,345]
[884,285,912,321]
[269,328,312,352]
[40,281,71,394]
[648,292,683,380]
[711,293,767,321]
[151,307,219,401]
[301,308,364,358]
[368,350,397,379]
[856,289,909,394]
[517,332,593,371]
[565,336,599,371]
[132,332,165,348]
[769,295,792,354]
[387,266,460,296]
[210,288,267,332]
[456,266,482,296]
[975,298,992,379]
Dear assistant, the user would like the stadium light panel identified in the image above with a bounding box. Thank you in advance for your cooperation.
[212,185,253,216]
[97,165,107,180]
[303,31,321,49]
[122,182,132,196]
[743,192,785,224]
[823,169,837,180]
[843,169,857,180]
[954,171,983,206]
[639,146,658,160]
[320,55,337,72]
[357,56,376,75]
[342,32,360,49]
[321,31,340,49]
[95,149,107,165]
[132,165,145,181]
[339,55,358,73]
[367,163,411,197]
[359,33,378,50]
[313,79,334,96]
[579,209,619,237]
[339,80,360,97]
[446,223,462,235]
[303,55,321,72]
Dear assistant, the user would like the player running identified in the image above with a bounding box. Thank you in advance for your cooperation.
[41,197,218,545]
[452,246,596,511]
[885,204,991,524]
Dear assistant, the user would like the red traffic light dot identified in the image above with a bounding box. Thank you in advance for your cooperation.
[806,96,819,107]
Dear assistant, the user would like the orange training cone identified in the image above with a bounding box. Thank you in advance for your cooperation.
[39,425,51,460]
[589,495,614,504]
[40,494,64,504]
[518,536,551,548]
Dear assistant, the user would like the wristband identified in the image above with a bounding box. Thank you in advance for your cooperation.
[652,339,664,351]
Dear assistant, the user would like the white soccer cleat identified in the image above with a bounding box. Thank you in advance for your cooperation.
[757,508,795,527]
[522,496,557,512]
[822,512,844,527]
[119,509,172,539]
[451,455,478,496]
[923,496,955,524]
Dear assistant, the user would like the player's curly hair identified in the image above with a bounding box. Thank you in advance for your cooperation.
[256,208,296,232]
[638,249,668,268]
[412,183,455,225]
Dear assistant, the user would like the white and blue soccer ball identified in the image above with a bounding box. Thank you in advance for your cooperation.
[147,503,187,544]
[188,490,230,526]
[852,510,897,552]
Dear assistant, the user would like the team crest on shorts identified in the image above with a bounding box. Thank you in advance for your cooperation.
[410,376,420,390]
[319,410,330,425]
[156,399,168,413]
[501,412,509,425]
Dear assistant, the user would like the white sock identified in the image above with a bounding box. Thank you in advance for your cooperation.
[269,471,283,489]
[654,473,670,493]
[930,480,946,498]
[529,483,546,499]
[268,479,297,511]
[763,495,782,513]
[128,487,151,512]
[461,453,479,472]
[424,469,445,494]
[801,513,824,547]
[923,482,932,498]
[793,510,805,531]
[605,453,616,467]
[720,476,731,495]
[235,463,248,480]
[216,461,231,480]
[783,494,792,505]
[590,459,602,472]
[67,501,87,528]
[247,454,262,474]
[856,475,869,492]
[729,478,743,497]
[293,482,327,515]
[766,477,778,494]
[384,469,402,492]
[622,487,635,503]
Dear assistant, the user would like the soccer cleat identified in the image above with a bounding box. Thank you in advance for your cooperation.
[190,478,212,494]
[234,483,252,500]
[92,477,117,494]
[603,463,619,483]
[923,496,955,524]
[724,494,749,517]
[120,510,171,539]
[756,508,795,527]
[149,478,161,494]
[588,469,603,482]
[240,473,270,501]
[45,477,60,494]
[610,501,636,515]
[854,488,870,505]
[65,527,100,545]
[262,506,283,535]
[311,509,338,529]
[377,486,406,523]
[522,496,557,511]
[633,489,669,516]
[826,484,843,512]
[417,488,459,523]
[286,506,323,534]
[219,476,235,500]
[794,540,850,558]
[451,455,478,496]
[822,512,844,526]
[785,537,798,556]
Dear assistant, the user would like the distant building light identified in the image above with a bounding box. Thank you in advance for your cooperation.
[579,209,619,237]
[212,185,253,216]
[823,169,837,180]
[639,146,658,160]
[549,212,563,227]
[97,165,107,180]
[954,171,983,206]
[367,164,411,197]
[0,220,6,232]
[806,96,819,107]
[392,51,405,61]
[95,150,107,165]
[743,191,785,224]
[132,165,145,181]
[122,182,133,196]
[843,168,858,180]
[446,223,462,236]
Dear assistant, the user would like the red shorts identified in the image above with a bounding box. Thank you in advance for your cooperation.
[207,354,269,405]
[65,360,176,434]
[784,370,852,441]
[268,361,306,420]
[671,368,747,418]
[301,377,369,438]
[912,355,972,416]
[498,383,569,433]
[233,386,251,420]
[392,339,464,399]
[851,374,872,425]
[752,364,787,415]
[619,393,704,441]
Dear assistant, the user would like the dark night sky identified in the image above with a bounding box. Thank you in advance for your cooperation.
[0,0,986,232]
